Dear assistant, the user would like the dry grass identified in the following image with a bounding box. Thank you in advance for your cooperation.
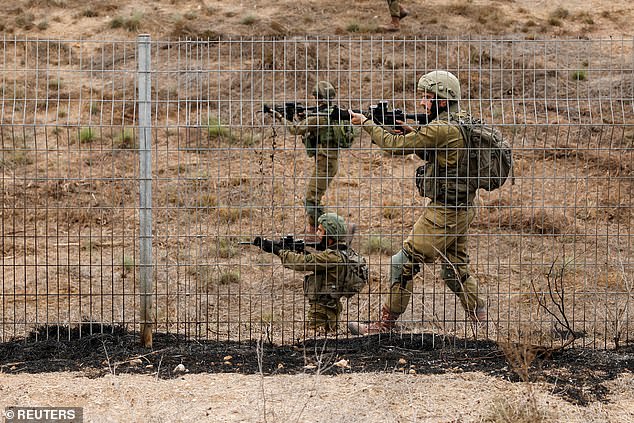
[482,393,554,423]
[476,202,578,235]
[218,270,240,285]
[1,148,33,169]
[363,236,394,256]
[110,13,142,32]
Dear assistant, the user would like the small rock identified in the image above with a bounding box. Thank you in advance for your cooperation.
[174,363,187,373]
[277,363,284,369]
[129,359,142,366]
[223,355,233,361]
[334,359,350,369]
[409,369,417,375]
[398,358,407,365]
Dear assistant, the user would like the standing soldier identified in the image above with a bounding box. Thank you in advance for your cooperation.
[273,81,355,240]
[383,0,409,32]
[252,213,368,334]
[347,70,487,335]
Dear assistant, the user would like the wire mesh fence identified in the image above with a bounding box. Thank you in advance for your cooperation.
[1,36,632,349]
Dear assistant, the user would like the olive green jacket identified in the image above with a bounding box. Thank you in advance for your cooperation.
[278,245,350,301]
[361,104,477,205]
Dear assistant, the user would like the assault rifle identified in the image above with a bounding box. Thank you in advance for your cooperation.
[329,101,430,131]
[262,103,326,121]
[239,234,320,254]
[263,100,429,132]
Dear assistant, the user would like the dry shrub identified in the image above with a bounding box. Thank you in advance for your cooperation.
[363,236,393,255]
[477,201,577,235]
[170,18,219,39]
[381,200,401,220]
[159,178,217,210]
[216,206,251,223]
[483,392,554,423]
[218,270,240,285]
[1,148,33,169]
[574,189,633,224]
[258,42,318,71]
[498,341,552,382]
[15,13,35,29]
[216,238,237,259]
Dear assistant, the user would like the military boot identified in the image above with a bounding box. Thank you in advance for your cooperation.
[380,16,401,32]
[348,305,400,335]
[399,5,410,19]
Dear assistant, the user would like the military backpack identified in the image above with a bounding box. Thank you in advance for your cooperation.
[415,115,513,203]
[335,249,368,299]
[454,115,513,192]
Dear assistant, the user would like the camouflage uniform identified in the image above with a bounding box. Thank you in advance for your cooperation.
[278,246,347,331]
[351,72,485,332]
[277,214,367,332]
[284,82,353,228]
[288,115,340,227]
[387,0,402,17]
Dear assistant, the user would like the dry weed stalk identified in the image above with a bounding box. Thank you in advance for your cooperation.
[256,333,326,423]
[499,258,577,384]
[607,254,633,350]
[530,258,578,350]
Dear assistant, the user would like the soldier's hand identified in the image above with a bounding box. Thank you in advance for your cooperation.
[395,120,414,134]
[348,110,368,125]
[272,110,285,120]
[252,237,282,254]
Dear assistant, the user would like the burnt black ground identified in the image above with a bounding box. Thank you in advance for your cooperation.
[1,324,632,406]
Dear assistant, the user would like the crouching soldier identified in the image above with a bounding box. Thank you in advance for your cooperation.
[252,213,368,334]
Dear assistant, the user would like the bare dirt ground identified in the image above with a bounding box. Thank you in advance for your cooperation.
[1,0,633,39]
[0,325,633,421]
[1,0,634,422]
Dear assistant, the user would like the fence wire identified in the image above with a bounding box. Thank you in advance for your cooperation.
[1,36,632,349]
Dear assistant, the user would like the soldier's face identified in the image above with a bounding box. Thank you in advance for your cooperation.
[316,225,326,241]
[419,92,435,113]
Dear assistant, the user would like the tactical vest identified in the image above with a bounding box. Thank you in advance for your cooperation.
[304,108,354,156]
[415,115,476,206]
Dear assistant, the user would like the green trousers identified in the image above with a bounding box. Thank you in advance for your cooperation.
[305,151,338,226]
[387,0,401,17]
[387,203,485,315]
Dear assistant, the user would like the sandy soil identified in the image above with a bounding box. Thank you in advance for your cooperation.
[1,0,633,39]
[1,371,634,422]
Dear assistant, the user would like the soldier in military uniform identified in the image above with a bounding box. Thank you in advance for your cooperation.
[383,0,409,31]
[347,70,486,335]
[253,213,368,333]
[274,81,354,240]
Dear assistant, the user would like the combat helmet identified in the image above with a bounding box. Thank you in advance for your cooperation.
[317,213,347,241]
[312,81,336,101]
[417,70,461,101]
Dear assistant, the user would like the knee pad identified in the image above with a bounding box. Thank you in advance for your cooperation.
[390,249,419,287]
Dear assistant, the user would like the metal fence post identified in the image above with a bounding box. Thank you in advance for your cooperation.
[138,34,153,347]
